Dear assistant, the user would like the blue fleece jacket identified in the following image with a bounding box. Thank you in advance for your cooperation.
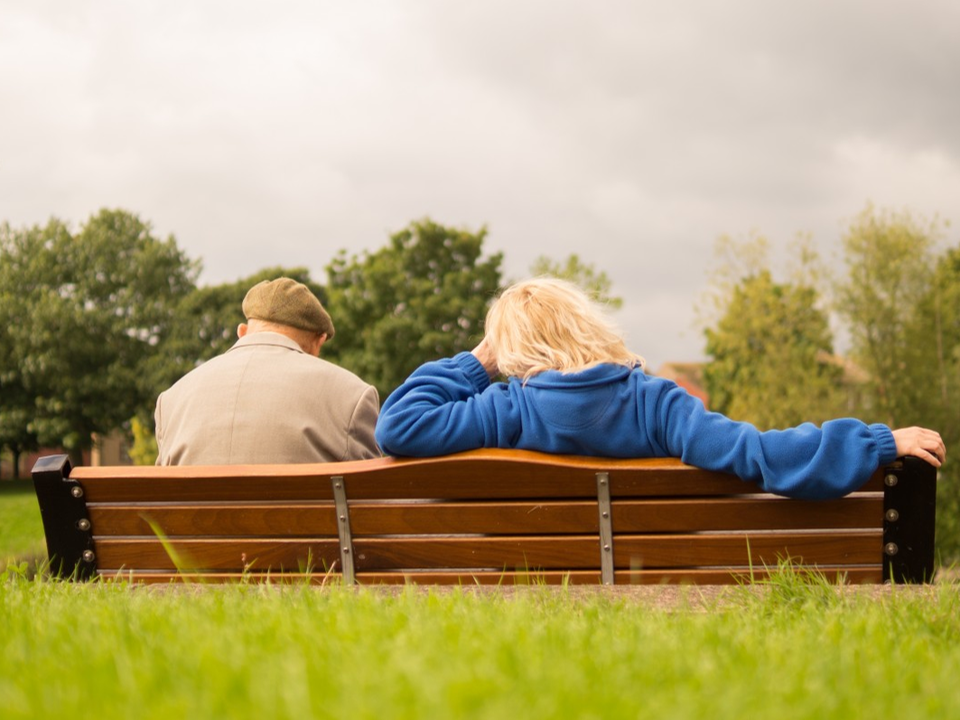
[375,352,898,499]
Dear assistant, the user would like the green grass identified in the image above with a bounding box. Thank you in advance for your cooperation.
[5,483,959,718]
[0,480,45,565]
[2,571,959,720]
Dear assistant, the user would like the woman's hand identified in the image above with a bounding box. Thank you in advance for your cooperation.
[471,337,499,379]
[892,427,946,467]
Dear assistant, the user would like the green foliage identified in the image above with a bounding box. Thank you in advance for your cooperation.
[702,209,960,559]
[323,218,503,398]
[832,205,960,557]
[2,579,960,719]
[834,204,944,425]
[897,244,960,559]
[128,416,159,466]
[0,222,49,469]
[529,253,623,308]
[0,210,199,462]
[702,235,842,429]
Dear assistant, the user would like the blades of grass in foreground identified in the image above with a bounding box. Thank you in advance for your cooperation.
[2,575,959,720]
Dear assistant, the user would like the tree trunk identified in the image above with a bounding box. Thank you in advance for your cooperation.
[68,446,85,468]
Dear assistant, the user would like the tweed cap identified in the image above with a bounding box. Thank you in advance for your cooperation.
[242,278,335,338]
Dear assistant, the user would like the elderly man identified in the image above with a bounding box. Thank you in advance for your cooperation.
[155,277,380,465]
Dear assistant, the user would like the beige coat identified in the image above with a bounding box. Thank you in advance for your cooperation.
[155,332,380,465]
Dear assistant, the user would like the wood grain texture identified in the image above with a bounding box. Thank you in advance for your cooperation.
[58,449,892,584]
[95,566,883,585]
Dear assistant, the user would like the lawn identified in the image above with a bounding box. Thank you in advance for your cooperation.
[2,570,959,720]
[0,480,45,566]
[4,480,960,719]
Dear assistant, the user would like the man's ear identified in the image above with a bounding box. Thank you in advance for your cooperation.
[237,323,249,338]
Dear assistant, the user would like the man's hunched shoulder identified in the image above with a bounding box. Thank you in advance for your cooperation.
[314,356,374,389]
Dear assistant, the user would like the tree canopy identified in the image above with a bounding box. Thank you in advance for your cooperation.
[0,209,198,466]
[701,207,960,559]
[703,267,842,430]
[322,218,503,399]
[701,233,841,428]
[528,253,623,309]
[834,204,944,426]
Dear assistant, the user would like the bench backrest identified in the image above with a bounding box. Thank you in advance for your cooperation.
[31,449,937,584]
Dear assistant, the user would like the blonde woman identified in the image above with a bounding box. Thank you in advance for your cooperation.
[374,278,944,499]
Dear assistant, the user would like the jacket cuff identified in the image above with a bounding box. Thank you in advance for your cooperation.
[870,423,899,464]
[454,352,492,392]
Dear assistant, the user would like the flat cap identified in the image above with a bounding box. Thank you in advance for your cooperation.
[242,278,335,338]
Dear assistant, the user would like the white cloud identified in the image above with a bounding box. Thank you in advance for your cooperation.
[1,0,958,370]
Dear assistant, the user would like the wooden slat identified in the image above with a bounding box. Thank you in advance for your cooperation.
[76,476,335,503]
[88,504,340,537]
[347,501,598,535]
[86,494,882,538]
[83,494,881,539]
[70,451,888,502]
[613,496,882,532]
[94,538,341,572]
[96,566,883,586]
[340,462,744,500]
[355,566,884,585]
[345,496,882,535]
[351,536,599,570]
[69,451,747,502]
[349,532,881,571]
[72,471,882,504]
[92,531,882,572]
[96,570,346,584]
[611,467,886,498]
[614,532,881,568]
[70,450,712,482]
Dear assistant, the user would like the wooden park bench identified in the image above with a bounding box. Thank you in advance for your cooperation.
[31,449,937,585]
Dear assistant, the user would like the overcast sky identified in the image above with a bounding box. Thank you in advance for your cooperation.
[2,1,958,370]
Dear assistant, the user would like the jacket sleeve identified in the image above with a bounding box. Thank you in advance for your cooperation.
[343,385,382,460]
[375,353,506,456]
[650,380,899,499]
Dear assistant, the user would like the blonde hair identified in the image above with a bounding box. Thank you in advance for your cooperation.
[485,277,645,380]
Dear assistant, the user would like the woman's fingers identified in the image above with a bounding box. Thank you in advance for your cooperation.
[892,427,946,467]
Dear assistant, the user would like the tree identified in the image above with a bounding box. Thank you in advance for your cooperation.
[323,218,503,399]
[836,206,960,561]
[701,234,842,430]
[834,204,943,426]
[0,209,199,465]
[0,223,42,477]
[895,241,960,560]
[906,246,960,434]
[529,253,623,308]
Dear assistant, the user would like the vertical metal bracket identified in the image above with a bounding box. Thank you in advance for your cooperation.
[596,471,615,585]
[331,475,356,585]
[882,457,937,583]
[31,455,96,580]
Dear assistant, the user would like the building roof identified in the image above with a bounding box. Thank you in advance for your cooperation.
[654,362,709,407]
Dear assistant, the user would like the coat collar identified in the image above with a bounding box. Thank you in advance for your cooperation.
[229,331,306,354]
